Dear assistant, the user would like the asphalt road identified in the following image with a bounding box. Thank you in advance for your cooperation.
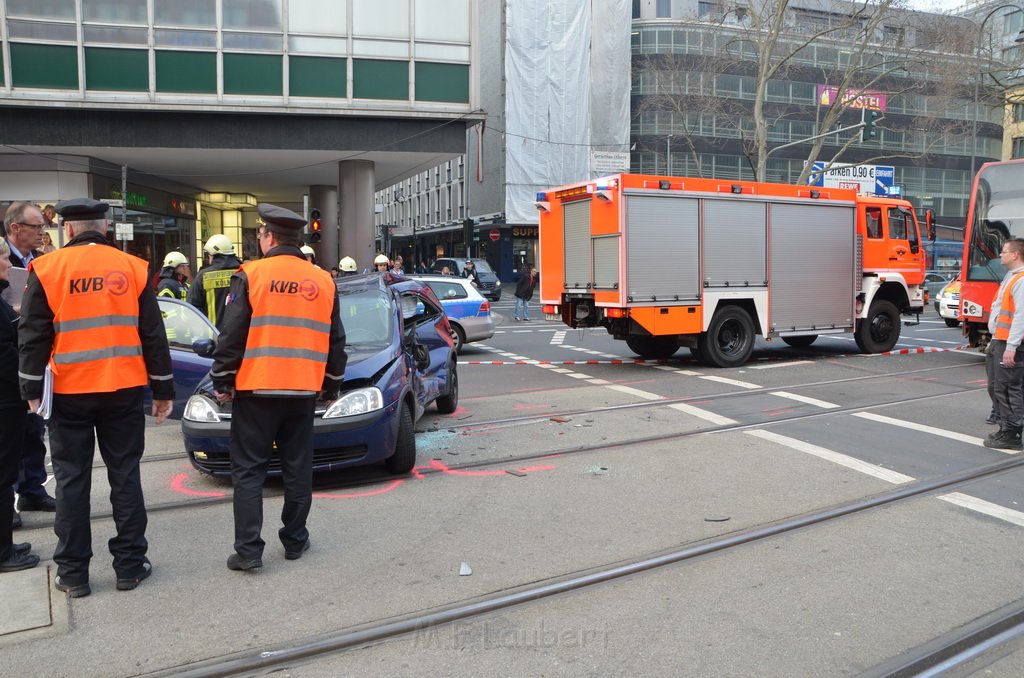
[8,302,1024,677]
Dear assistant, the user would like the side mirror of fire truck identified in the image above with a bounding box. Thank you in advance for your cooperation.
[925,209,936,241]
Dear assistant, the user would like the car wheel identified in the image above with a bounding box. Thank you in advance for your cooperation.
[698,305,755,367]
[781,335,817,348]
[385,402,416,474]
[436,362,459,414]
[944,318,959,328]
[449,323,466,353]
[855,299,900,353]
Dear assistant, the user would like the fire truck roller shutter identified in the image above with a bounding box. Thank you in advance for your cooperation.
[563,200,591,290]
[768,203,857,332]
[626,195,700,302]
[703,199,767,288]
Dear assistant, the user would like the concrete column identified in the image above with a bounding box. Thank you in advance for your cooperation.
[339,160,376,272]
[308,184,339,269]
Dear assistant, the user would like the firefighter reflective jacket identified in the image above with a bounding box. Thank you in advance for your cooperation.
[235,255,336,393]
[29,243,150,394]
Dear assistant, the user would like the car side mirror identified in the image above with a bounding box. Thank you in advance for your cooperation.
[192,338,216,357]
[413,343,430,371]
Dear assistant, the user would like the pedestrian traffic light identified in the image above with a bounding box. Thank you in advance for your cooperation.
[462,217,474,248]
[861,109,880,142]
[309,208,322,243]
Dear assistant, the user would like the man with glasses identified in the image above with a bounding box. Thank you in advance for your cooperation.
[3,203,56,526]
[985,238,1024,451]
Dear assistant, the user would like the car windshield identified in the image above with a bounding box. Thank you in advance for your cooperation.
[337,287,393,346]
[470,259,494,274]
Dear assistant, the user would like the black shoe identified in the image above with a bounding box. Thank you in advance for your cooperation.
[12,542,31,556]
[12,512,21,530]
[986,413,999,424]
[116,561,152,591]
[17,494,56,512]
[0,550,39,573]
[227,553,263,571]
[984,427,1023,451]
[54,576,91,597]
[285,540,311,561]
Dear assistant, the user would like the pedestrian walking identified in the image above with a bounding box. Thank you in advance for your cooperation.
[514,265,538,321]
[0,238,40,572]
[188,234,242,330]
[210,203,347,572]
[4,203,56,521]
[985,238,1024,450]
[18,198,175,598]
[156,251,191,300]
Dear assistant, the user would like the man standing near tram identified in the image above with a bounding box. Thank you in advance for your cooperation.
[18,198,174,598]
[188,234,242,330]
[209,204,346,572]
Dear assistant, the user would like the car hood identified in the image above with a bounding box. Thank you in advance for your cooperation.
[192,343,400,395]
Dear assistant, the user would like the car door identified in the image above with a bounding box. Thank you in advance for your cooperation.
[399,289,450,409]
[156,297,217,417]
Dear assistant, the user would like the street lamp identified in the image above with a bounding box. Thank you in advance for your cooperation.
[970,3,1024,177]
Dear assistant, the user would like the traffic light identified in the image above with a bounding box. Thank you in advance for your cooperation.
[309,208,322,243]
[462,217,474,252]
[861,109,880,142]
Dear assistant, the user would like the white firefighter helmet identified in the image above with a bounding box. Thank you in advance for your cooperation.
[340,256,357,272]
[203,234,235,256]
[300,245,316,257]
[162,251,188,268]
[374,254,390,266]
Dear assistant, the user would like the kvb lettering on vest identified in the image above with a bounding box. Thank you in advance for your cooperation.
[270,280,300,294]
[69,277,105,294]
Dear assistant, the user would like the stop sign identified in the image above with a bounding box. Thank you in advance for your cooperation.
[489,229,501,241]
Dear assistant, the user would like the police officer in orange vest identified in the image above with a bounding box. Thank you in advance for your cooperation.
[210,203,346,572]
[18,198,175,598]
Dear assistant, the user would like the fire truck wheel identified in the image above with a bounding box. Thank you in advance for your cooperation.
[781,335,817,348]
[855,299,900,354]
[687,345,708,365]
[698,306,755,368]
[626,336,679,359]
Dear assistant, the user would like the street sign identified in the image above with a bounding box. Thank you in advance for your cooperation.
[115,222,134,241]
[806,162,895,196]
[591,151,630,176]
[489,229,501,241]
[105,199,124,208]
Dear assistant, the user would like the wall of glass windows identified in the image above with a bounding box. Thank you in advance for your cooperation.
[0,0,472,108]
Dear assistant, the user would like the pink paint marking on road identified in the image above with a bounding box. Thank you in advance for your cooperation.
[170,473,227,498]
[313,479,405,499]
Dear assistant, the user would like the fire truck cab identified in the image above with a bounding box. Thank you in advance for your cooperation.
[537,174,926,367]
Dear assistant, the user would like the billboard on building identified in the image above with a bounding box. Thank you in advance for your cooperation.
[816,85,887,111]
[807,162,895,196]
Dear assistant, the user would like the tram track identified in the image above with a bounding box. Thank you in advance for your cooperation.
[145,452,1024,677]
[21,378,988,531]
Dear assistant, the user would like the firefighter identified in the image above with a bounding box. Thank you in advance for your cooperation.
[339,256,358,277]
[210,203,347,572]
[300,245,317,266]
[374,253,390,273]
[188,234,241,330]
[18,198,174,598]
[156,251,190,300]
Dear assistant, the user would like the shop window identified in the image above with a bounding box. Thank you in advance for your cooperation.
[290,56,346,97]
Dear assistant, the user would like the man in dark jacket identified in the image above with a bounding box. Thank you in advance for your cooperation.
[211,204,347,572]
[188,234,242,330]
[3,202,55,518]
[514,265,538,322]
[0,238,40,572]
[19,198,174,598]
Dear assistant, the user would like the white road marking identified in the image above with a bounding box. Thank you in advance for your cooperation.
[699,375,760,389]
[749,360,813,370]
[747,430,914,484]
[550,368,573,374]
[604,384,664,401]
[851,412,991,450]
[770,391,840,409]
[587,378,611,385]
[668,402,737,425]
[939,492,1024,528]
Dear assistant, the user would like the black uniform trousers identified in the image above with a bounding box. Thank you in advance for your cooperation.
[987,339,1024,427]
[49,387,149,584]
[17,413,49,500]
[229,395,315,560]
[0,406,27,560]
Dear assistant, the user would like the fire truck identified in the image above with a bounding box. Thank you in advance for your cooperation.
[958,158,1024,348]
[536,174,929,367]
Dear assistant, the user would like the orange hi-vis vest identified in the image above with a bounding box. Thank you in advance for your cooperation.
[31,243,150,394]
[235,255,335,393]
[993,270,1024,341]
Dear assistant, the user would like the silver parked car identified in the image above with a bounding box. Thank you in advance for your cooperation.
[410,274,495,352]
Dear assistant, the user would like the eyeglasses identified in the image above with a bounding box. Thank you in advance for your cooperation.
[16,222,45,231]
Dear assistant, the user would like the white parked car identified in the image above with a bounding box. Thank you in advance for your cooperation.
[410,274,495,352]
[934,277,961,328]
